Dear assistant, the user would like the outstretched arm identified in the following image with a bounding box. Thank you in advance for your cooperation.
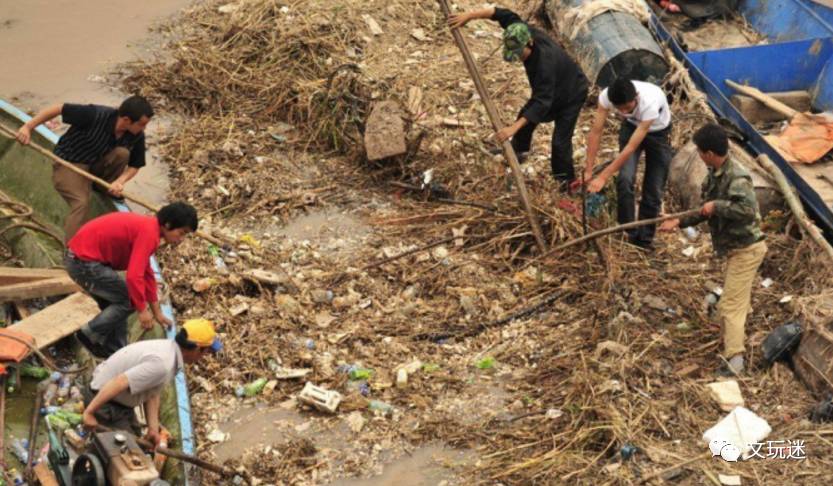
[16,103,63,145]
[448,7,496,29]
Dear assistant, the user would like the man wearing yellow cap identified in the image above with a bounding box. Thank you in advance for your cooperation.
[82,319,221,446]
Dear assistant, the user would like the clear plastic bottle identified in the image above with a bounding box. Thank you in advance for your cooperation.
[42,383,58,406]
[10,438,28,464]
[56,375,71,402]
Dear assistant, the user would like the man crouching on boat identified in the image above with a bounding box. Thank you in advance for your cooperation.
[82,319,221,444]
[65,202,198,358]
[15,95,154,240]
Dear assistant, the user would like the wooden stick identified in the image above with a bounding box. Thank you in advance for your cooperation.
[438,0,548,254]
[756,154,833,263]
[25,390,42,480]
[725,80,798,119]
[0,124,227,247]
[641,452,711,483]
[534,209,701,262]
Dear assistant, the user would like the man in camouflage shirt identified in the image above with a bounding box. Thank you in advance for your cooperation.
[660,123,767,375]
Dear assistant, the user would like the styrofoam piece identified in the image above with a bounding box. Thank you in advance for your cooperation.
[703,406,771,460]
[298,382,342,413]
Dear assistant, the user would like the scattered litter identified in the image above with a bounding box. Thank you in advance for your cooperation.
[207,429,229,443]
[345,411,366,433]
[362,14,384,35]
[779,295,793,304]
[719,474,742,486]
[682,246,696,257]
[703,407,771,459]
[298,382,342,414]
[545,408,564,419]
[706,380,745,412]
[761,278,774,288]
[476,357,496,370]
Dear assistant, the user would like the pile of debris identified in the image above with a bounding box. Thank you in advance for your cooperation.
[124,0,833,483]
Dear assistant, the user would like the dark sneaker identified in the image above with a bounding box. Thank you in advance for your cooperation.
[629,238,655,252]
[75,331,109,359]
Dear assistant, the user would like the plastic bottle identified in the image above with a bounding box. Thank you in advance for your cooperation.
[46,414,70,431]
[242,378,268,397]
[209,245,228,272]
[57,375,71,402]
[69,385,82,402]
[43,383,58,406]
[7,371,17,393]
[153,428,171,472]
[348,368,373,380]
[10,438,28,464]
[53,410,82,426]
[40,406,61,416]
[19,365,50,380]
[368,400,394,415]
[50,371,62,382]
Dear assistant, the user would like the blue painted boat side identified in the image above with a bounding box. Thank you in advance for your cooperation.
[741,0,833,42]
[650,17,833,241]
[0,99,194,483]
[686,38,833,111]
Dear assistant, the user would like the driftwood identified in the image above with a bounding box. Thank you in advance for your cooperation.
[438,0,548,253]
[755,154,833,264]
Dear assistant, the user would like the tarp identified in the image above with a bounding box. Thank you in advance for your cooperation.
[766,113,833,164]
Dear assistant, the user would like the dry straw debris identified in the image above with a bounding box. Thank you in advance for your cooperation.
[123,0,833,483]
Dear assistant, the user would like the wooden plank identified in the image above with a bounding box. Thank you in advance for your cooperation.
[8,292,99,349]
[0,267,69,279]
[0,275,80,303]
[810,0,833,8]
[33,461,60,486]
[731,90,812,124]
[0,267,69,287]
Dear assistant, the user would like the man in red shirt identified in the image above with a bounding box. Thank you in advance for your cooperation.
[64,202,198,357]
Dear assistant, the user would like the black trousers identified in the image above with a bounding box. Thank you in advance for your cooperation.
[83,384,142,435]
[616,122,673,245]
[511,91,588,184]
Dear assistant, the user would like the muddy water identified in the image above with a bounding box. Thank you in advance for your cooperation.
[215,405,473,484]
[0,0,192,208]
[328,446,475,486]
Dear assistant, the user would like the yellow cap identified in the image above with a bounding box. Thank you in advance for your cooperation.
[181,319,222,352]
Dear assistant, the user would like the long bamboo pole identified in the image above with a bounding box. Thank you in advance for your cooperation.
[437,0,548,253]
[0,124,227,247]
[756,154,833,263]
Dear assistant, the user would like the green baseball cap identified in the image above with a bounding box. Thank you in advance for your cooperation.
[503,23,531,62]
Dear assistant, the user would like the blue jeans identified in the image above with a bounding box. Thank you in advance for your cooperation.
[616,122,673,245]
[64,253,131,355]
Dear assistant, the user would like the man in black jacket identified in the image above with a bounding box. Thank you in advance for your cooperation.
[449,6,589,188]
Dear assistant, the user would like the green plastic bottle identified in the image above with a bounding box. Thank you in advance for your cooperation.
[20,364,50,380]
[243,378,268,397]
[348,368,373,380]
[54,410,83,426]
[46,414,70,431]
[6,370,17,393]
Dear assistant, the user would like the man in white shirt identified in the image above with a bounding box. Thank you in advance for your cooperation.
[82,319,221,446]
[581,77,673,249]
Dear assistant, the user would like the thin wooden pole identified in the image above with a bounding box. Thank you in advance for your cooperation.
[532,209,701,263]
[438,0,548,254]
[0,124,227,247]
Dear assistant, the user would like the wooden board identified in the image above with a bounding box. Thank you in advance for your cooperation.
[810,0,833,8]
[793,320,833,398]
[0,275,80,303]
[0,266,70,286]
[8,292,99,349]
[731,90,811,124]
[33,461,60,486]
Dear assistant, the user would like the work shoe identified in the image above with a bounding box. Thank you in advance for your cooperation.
[75,330,109,359]
[717,355,745,377]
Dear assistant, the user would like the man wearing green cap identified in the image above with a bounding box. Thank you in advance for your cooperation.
[449,6,589,187]
[82,319,222,446]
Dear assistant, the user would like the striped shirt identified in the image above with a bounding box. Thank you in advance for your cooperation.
[53,104,146,169]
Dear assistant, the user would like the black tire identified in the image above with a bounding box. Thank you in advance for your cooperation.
[71,453,106,486]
